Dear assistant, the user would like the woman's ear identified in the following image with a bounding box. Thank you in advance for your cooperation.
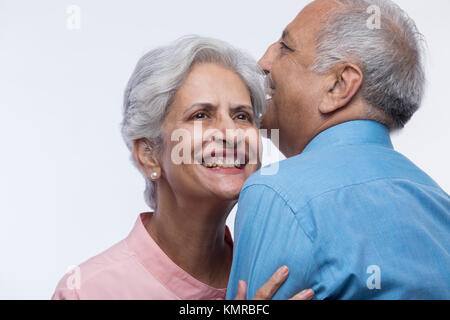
[133,139,161,180]
[318,63,363,115]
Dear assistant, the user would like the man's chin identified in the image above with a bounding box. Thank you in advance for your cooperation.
[261,99,277,130]
[260,115,270,130]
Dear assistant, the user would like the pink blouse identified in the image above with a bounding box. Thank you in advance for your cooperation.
[52,212,233,300]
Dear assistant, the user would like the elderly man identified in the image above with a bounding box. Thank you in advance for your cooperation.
[227,0,450,299]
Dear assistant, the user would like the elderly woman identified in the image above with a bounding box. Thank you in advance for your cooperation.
[52,36,313,300]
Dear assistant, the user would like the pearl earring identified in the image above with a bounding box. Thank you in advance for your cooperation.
[151,172,158,179]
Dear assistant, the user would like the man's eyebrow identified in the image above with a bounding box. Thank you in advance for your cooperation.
[282,29,291,42]
[282,29,297,51]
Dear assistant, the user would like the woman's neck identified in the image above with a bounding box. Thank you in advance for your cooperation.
[145,195,235,289]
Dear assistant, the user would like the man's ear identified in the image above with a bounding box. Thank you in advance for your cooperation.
[133,139,161,180]
[318,63,363,114]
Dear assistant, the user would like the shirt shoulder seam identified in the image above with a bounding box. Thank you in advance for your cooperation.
[296,176,444,213]
[240,183,314,244]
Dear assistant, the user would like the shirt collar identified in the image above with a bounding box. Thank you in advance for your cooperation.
[125,212,232,300]
[302,120,393,153]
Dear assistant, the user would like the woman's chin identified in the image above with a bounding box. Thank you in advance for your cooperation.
[213,187,242,201]
[201,178,245,201]
[187,163,255,203]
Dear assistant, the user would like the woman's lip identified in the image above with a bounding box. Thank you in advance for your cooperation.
[200,164,246,175]
[209,148,247,160]
[203,149,248,165]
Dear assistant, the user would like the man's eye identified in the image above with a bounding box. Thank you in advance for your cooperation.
[280,41,291,52]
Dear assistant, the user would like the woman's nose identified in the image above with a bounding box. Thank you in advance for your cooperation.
[215,113,238,134]
[203,114,239,149]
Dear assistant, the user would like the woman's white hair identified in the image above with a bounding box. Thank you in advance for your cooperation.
[121,35,266,209]
[311,0,426,128]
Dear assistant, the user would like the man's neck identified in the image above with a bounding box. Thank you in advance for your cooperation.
[290,105,382,156]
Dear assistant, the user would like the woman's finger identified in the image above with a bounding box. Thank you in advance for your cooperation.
[288,289,314,300]
[253,266,289,300]
[234,280,248,300]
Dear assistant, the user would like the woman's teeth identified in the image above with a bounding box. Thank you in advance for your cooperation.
[202,159,243,168]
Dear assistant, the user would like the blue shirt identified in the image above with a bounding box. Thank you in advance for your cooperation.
[227,120,450,300]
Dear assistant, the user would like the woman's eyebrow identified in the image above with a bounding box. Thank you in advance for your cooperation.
[183,103,253,115]
[231,105,254,113]
[183,102,217,115]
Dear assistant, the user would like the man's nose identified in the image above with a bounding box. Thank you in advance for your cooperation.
[258,42,277,74]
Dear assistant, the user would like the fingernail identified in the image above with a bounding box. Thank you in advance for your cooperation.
[279,266,289,276]
[298,289,314,299]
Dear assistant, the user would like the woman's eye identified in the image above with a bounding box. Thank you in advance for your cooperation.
[193,112,208,120]
[235,113,252,121]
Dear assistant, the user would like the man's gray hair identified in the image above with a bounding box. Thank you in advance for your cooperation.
[311,0,425,128]
[121,35,266,209]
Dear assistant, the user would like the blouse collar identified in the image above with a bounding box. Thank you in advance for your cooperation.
[125,212,233,300]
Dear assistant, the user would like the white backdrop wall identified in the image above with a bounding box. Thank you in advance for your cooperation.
[0,0,449,299]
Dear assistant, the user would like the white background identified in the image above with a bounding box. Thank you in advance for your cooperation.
[0,0,449,299]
